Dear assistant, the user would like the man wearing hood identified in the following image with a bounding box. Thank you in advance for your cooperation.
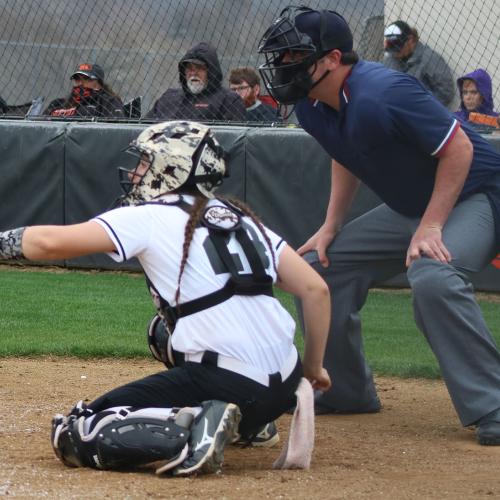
[382,20,455,108]
[145,42,246,122]
[454,69,499,127]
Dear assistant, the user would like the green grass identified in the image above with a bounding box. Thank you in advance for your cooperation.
[1,266,499,379]
[0,268,152,357]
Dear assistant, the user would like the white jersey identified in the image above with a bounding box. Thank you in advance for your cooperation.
[93,194,296,374]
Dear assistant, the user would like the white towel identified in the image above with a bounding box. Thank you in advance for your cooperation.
[273,377,314,469]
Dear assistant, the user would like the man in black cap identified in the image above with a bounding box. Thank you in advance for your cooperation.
[258,5,500,446]
[145,42,246,122]
[44,63,125,119]
[382,20,454,107]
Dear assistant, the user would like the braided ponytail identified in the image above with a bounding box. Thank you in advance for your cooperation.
[175,195,277,307]
[175,195,209,305]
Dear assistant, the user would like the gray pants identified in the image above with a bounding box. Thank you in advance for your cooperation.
[301,193,500,426]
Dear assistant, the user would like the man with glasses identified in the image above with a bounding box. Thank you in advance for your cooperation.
[229,67,281,123]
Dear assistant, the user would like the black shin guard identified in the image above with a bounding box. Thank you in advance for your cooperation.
[52,405,193,471]
[95,417,190,469]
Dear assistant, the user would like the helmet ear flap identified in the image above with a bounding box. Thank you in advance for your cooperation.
[183,129,227,198]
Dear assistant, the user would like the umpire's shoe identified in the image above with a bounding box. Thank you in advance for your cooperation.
[476,407,500,445]
[173,400,241,476]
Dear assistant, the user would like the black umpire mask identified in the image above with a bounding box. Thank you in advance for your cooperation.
[258,6,353,106]
[263,55,330,105]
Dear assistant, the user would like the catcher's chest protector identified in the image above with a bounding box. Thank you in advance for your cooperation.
[145,197,274,332]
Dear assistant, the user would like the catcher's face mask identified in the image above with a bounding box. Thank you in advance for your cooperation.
[117,150,152,200]
[116,120,228,206]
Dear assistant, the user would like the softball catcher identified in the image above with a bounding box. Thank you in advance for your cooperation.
[0,120,331,475]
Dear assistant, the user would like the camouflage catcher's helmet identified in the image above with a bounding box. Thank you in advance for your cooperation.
[118,121,227,205]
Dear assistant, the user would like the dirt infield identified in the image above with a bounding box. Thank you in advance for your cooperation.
[1,358,500,499]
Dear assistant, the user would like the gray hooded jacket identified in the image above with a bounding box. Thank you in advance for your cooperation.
[383,41,455,107]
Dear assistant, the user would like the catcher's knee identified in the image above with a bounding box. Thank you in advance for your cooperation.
[51,402,193,471]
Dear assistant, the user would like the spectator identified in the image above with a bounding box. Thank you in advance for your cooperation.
[454,69,499,128]
[229,67,281,123]
[145,42,246,122]
[44,63,125,119]
[382,20,455,107]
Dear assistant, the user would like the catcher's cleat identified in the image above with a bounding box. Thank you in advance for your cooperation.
[250,421,280,447]
[172,400,241,476]
[476,407,500,445]
[233,421,280,448]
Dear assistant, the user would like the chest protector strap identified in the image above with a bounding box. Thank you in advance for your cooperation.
[148,201,274,329]
[177,227,273,319]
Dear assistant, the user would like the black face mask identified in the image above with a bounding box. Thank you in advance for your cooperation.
[260,53,330,106]
[270,64,315,105]
[384,35,408,54]
[71,85,97,103]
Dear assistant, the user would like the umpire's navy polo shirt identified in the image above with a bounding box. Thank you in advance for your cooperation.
[295,60,500,221]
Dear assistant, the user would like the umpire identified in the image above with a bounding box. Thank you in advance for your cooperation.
[258,6,500,445]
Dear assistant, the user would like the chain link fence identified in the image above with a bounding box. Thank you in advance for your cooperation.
[0,0,497,124]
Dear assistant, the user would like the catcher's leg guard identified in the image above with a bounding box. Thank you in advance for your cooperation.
[51,402,194,471]
[51,401,95,468]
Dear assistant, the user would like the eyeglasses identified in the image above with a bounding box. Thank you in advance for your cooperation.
[230,84,251,92]
[461,90,479,96]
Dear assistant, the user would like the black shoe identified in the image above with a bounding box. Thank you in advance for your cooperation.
[173,400,241,476]
[249,421,280,447]
[314,398,382,415]
[476,407,500,445]
[233,421,280,448]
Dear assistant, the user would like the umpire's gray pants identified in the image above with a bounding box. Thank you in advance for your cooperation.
[301,193,500,426]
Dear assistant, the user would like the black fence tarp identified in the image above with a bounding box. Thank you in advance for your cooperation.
[0,120,498,291]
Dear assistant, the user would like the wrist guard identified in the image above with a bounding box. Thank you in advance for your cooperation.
[0,227,26,259]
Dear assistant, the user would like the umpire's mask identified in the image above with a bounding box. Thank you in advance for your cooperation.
[258,6,353,105]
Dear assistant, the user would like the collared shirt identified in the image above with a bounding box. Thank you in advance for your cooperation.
[295,60,500,222]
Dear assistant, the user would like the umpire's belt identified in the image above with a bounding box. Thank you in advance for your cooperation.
[183,346,298,387]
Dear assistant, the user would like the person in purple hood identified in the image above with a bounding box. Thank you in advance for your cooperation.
[454,69,499,125]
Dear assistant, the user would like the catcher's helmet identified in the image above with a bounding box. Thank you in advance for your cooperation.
[118,120,227,205]
[258,6,353,105]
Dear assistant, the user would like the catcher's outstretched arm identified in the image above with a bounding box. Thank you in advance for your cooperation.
[0,222,116,261]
